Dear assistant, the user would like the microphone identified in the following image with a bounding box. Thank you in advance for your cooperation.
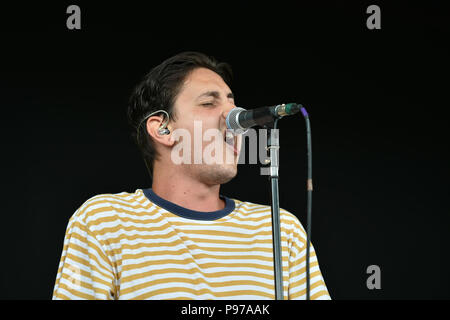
[226,103,302,131]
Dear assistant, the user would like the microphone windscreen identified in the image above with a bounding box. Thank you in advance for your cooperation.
[226,107,247,130]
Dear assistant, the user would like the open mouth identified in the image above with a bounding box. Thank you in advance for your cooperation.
[223,130,239,154]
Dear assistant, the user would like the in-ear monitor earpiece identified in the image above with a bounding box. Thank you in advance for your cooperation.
[137,109,170,138]
[158,127,170,135]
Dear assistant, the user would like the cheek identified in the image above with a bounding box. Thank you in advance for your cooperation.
[195,118,222,142]
[172,109,223,147]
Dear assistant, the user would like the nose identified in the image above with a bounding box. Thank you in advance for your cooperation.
[222,103,237,120]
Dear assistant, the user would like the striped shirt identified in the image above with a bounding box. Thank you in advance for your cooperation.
[53,188,330,300]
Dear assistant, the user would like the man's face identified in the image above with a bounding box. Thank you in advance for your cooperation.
[170,67,242,185]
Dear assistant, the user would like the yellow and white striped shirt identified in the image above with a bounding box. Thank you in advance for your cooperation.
[53,188,330,300]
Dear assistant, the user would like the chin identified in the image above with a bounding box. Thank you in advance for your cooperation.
[198,163,238,185]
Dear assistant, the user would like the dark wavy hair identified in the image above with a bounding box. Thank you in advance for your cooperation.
[127,52,233,178]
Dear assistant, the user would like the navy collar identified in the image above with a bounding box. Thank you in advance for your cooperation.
[142,188,235,221]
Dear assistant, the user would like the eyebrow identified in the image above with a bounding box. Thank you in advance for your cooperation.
[197,90,234,100]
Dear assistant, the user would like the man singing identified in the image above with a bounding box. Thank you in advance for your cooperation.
[52,52,330,300]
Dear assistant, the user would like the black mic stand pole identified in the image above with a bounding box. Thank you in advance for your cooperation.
[266,106,313,301]
[266,119,284,300]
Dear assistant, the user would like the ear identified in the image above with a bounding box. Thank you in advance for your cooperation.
[145,116,175,147]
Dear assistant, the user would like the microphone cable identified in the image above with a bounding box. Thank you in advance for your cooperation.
[300,106,313,300]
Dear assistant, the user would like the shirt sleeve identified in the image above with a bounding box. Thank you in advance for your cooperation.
[52,209,117,300]
[282,210,331,300]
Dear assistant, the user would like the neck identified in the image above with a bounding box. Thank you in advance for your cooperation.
[151,162,225,212]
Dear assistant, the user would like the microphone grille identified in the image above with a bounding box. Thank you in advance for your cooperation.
[226,107,246,130]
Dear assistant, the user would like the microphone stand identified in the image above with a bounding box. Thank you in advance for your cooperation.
[266,106,313,301]
[266,119,284,300]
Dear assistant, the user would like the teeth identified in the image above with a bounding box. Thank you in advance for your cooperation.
[224,130,235,145]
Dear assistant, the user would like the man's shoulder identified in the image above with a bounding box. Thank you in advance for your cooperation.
[232,198,302,225]
[69,189,147,225]
[232,198,271,213]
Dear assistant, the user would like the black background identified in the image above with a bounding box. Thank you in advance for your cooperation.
[0,1,449,300]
